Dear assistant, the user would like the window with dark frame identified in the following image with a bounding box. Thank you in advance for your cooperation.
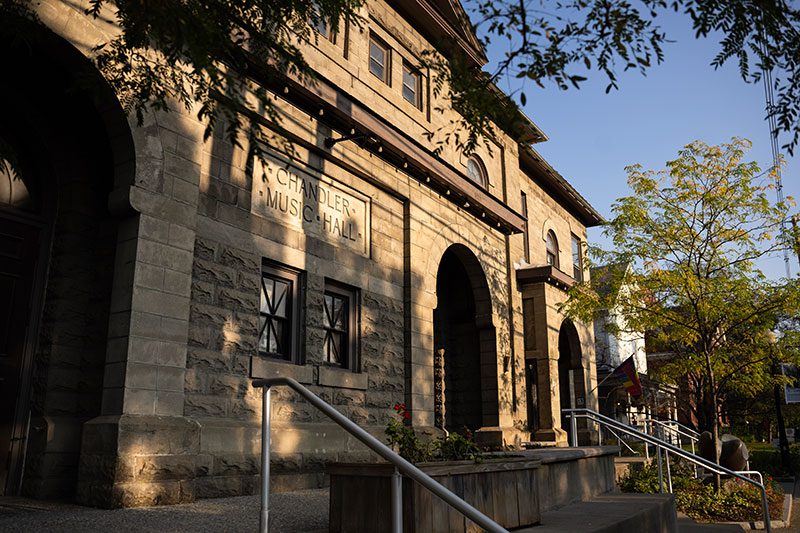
[311,18,334,42]
[259,263,303,362]
[323,282,359,370]
[571,234,583,281]
[521,192,530,263]
[369,35,391,84]
[309,2,335,42]
[546,230,559,268]
[402,62,421,108]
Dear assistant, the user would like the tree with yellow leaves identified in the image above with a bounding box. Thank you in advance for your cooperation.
[562,138,800,482]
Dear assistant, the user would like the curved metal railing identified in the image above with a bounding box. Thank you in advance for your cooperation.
[252,377,507,533]
[563,408,772,532]
[645,418,700,448]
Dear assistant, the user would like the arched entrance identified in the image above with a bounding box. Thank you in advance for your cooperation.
[433,244,498,434]
[0,23,133,496]
[558,320,587,445]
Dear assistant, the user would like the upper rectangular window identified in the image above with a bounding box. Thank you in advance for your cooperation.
[312,19,333,41]
[571,234,583,281]
[323,281,359,370]
[309,1,334,42]
[369,35,391,84]
[310,16,334,42]
[521,192,530,263]
[402,62,421,108]
[259,262,303,362]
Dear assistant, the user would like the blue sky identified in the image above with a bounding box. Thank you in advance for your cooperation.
[482,9,798,280]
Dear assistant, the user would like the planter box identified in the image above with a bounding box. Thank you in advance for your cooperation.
[328,457,542,532]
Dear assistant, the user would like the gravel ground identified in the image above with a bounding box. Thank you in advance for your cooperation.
[0,489,329,533]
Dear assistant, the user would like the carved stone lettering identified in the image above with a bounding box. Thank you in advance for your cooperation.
[251,152,371,256]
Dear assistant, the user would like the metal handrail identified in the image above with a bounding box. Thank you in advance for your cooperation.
[599,425,640,456]
[253,377,507,533]
[563,408,772,533]
[737,470,765,485]
[645,418,700,443]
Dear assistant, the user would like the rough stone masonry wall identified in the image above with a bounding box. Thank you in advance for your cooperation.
[29,0,601,506]
[280,0,532,447]
[185,114,407,496]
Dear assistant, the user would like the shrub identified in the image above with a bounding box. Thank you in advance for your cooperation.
[748,443,800,477]
[384,403,483,463]
[619,460,784,522]
[385,403,433,463]
[436,430,482,462]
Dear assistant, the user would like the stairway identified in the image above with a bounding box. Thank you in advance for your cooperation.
[676,514,746,532]
[510,446,677,533]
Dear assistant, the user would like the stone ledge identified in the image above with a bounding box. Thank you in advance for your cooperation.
[518,445,620,464]
[250,357,314,384]
[318,367,367,390]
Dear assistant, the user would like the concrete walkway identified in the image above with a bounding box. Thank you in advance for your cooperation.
[1,480,796,532]
[0,489,328,533]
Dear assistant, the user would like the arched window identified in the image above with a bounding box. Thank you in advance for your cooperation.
[546,230,559,268]
[0,139,32,210]
[466,156,487,188]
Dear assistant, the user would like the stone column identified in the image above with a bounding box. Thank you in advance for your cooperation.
[517,271,571,446]
[77,111,204,508]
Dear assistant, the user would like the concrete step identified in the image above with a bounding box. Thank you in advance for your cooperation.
[676,513,745,532]
[523,493,677,533]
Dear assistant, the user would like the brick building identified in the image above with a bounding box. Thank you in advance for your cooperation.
[0,0,603,506]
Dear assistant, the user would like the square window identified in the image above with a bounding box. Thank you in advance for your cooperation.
[369,36,390,84]
[323,281,359,370]
[259,262,304,362]
[402,62,421,108]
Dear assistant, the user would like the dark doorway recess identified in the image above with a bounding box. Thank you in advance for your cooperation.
[558,319,587,445]
[433,244,499,434]
[0,22,133,497]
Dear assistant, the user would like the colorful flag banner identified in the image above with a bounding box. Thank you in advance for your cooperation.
[611,355,642,397]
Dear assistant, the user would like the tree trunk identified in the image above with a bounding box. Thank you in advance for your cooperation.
[705,353,721,492]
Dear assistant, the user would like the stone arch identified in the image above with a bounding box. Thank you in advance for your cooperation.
[558,319,588,444]
[0,20,137,497]
[423,224,504,322]
[432,243,500,433]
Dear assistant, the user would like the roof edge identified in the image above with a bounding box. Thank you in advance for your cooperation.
[519,145,606,227]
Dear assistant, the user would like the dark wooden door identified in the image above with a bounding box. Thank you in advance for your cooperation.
[525,360,538,433]
[0,216,40,494]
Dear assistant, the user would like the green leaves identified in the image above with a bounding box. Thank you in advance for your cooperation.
[58,0,363,154]
[463,1,800,154]
[562,138,800,436]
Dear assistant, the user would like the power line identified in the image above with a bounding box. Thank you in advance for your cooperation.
[761,28,791,278]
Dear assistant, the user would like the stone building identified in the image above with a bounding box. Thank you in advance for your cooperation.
[591,264,677,431]
[1,0,602,506]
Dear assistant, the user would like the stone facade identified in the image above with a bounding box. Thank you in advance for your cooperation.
[2,0,603,506]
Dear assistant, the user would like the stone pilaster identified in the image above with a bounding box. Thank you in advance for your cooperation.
[77,109,203,507]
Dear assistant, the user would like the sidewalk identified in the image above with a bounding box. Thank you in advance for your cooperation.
[774,478,799,533]
[0,489,329,533]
